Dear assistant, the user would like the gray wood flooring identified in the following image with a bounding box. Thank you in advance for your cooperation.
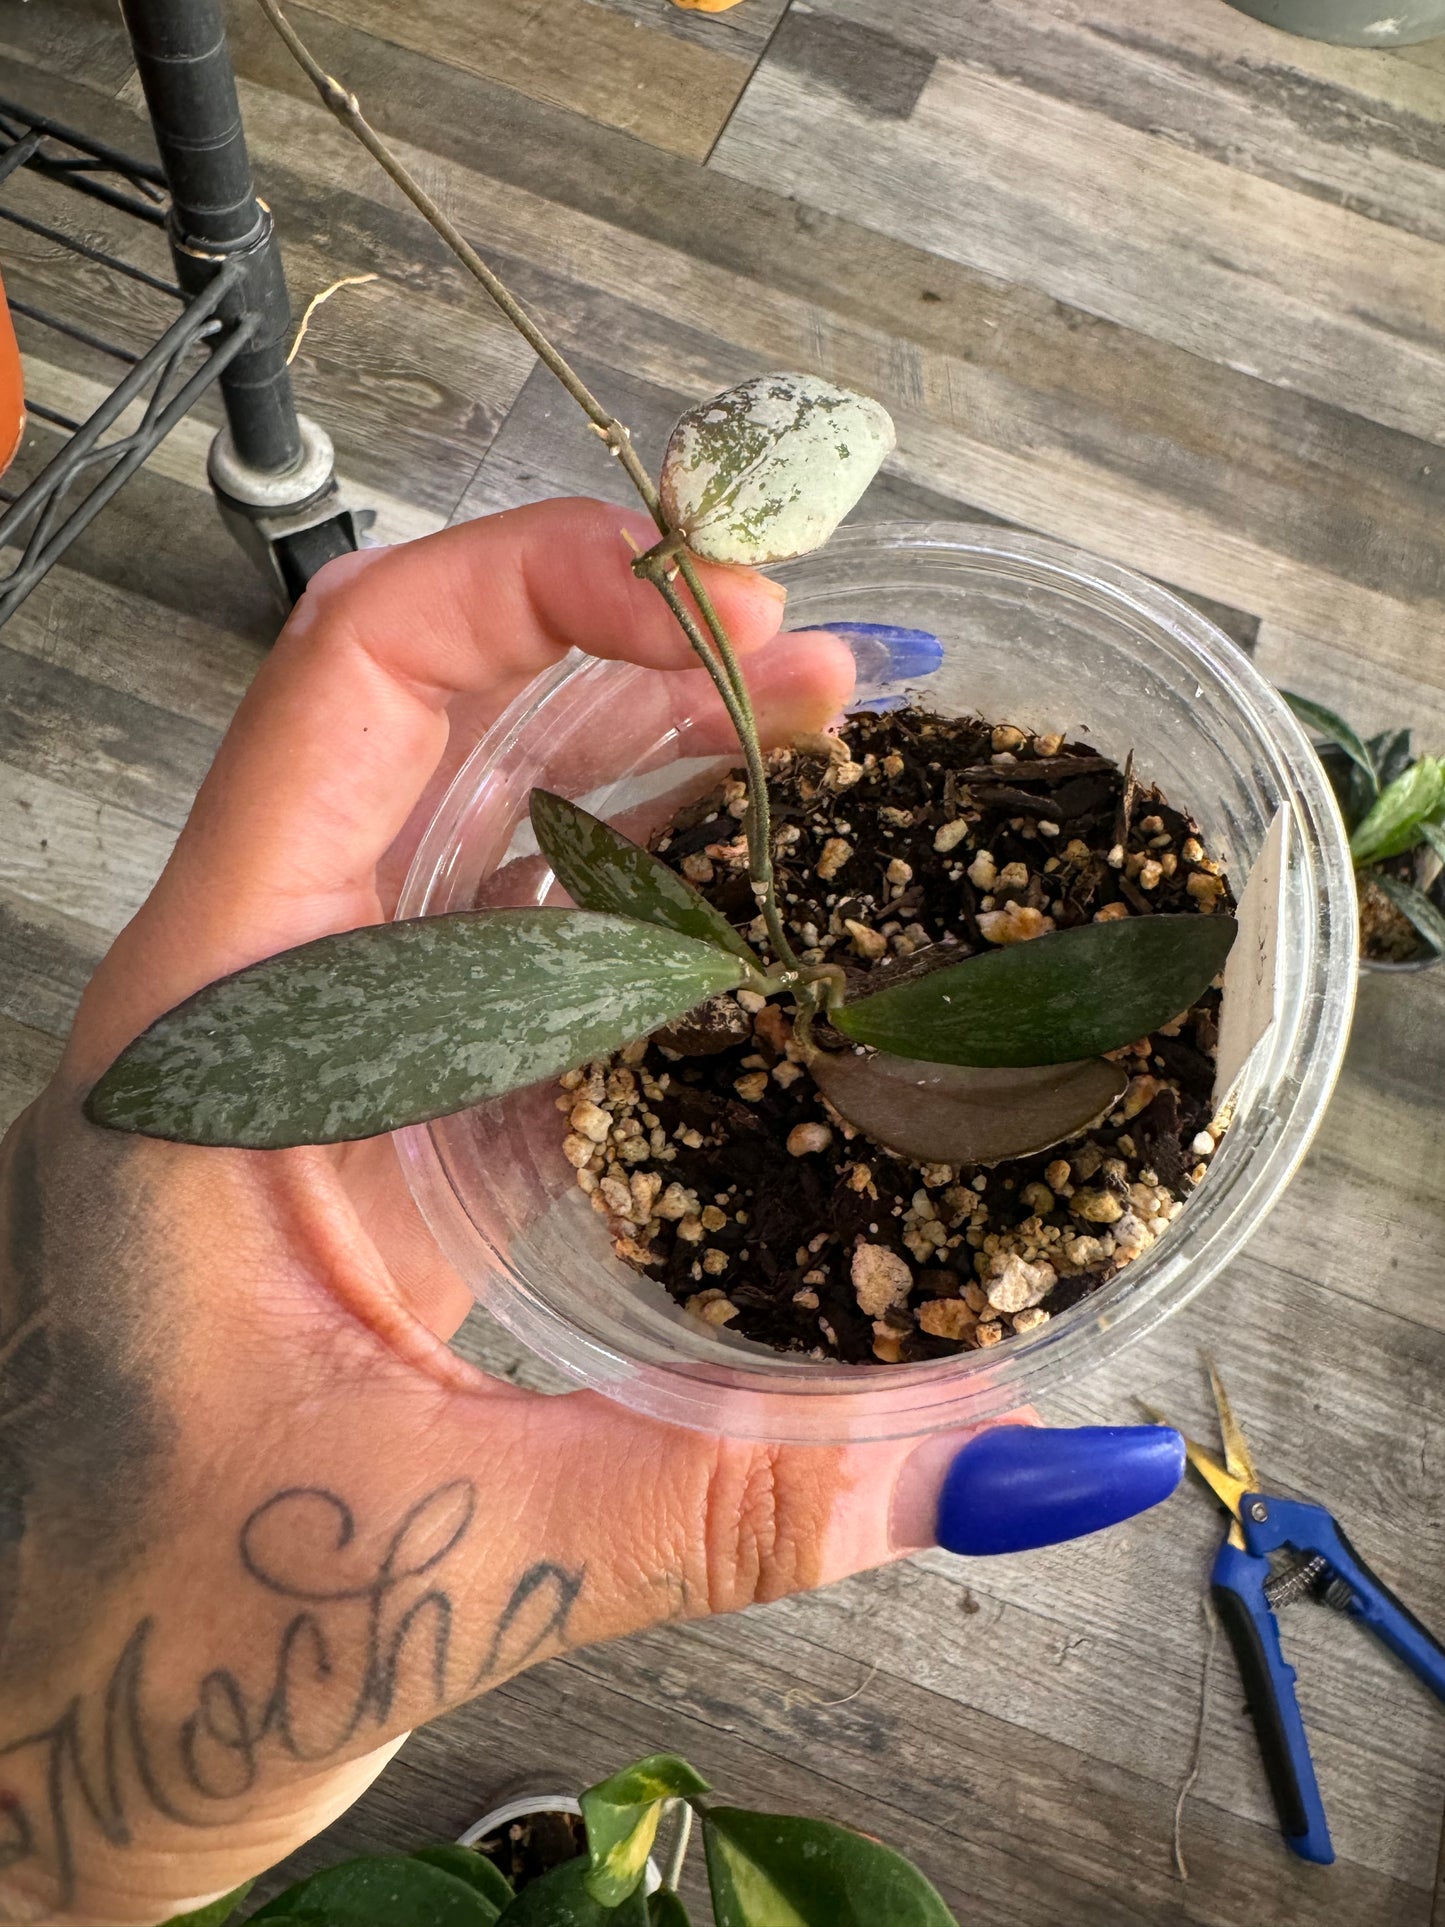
[1,0,1442,1917]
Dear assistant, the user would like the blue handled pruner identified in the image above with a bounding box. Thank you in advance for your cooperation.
[1149,1366,1445,1867]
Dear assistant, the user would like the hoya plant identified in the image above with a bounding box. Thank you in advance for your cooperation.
[83,4,1235,1166]
[169,1752,959,1927]
[1282,691,1445,964]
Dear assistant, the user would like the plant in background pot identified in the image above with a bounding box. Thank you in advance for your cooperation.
[169,1753,959,1926]
[83,0,1239,1371]
[1282,692,1444,968]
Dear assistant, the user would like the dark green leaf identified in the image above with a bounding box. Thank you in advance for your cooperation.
[806,1045,1126,1164]
[1281,691,1377,792]
[1371,872,1445,957]
[251,1854,499,1925]
[497,1857,649,1927]
[162,1885,253,1927]
[702,1809,958,1927]
[531,791,757,965]
[85,909,746,1148]
[833,918,1237,1069]
[1367,727,1414,788]
[1350,759,1445,867]
[412,1846,514,1914]
[1314,745,1371,834]
[582,1756,711,1906]
[649,1894,692,1927]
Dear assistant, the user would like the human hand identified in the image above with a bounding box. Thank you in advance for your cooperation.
[0,499,1181,1925]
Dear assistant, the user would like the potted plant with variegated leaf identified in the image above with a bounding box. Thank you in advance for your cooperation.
[1282,692,1444,970]
[168,1752,959,1927]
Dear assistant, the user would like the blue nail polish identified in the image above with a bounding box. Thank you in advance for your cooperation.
[790,621,944,683]
[936,1426,1185,1556]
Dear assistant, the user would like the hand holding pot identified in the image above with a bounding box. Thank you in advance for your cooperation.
[0,500,1181,1926]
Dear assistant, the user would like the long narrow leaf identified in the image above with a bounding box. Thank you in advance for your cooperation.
[833,917,1237,1069]
[1281,691,1377,792]
[1417,820,1445,867]
[85,910,745,1148]
[1350,759,1445,867]
[1367,727,1414,788]
[1371,872,1445,957]
[531,790,758,963]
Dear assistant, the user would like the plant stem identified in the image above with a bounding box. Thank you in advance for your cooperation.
[660,1801,694,1894]
[260,0,796,969]
[641,562,801,970]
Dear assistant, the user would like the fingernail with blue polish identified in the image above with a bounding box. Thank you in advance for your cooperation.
[936,1425,1185,1556]
[790,621,944,684]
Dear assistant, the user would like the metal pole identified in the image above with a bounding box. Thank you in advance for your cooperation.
[118,0,303,477]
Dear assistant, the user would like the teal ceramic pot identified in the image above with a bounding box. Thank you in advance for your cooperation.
[1222,0,1445,43]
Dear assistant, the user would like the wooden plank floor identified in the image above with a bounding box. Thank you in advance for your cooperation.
[2,0,1443,1918]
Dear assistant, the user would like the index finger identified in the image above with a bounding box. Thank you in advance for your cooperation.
[73,499,791,1067]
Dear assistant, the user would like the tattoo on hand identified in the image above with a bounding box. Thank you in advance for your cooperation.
[0,1480,583,1907]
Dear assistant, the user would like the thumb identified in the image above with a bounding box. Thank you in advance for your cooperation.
[415,1383,1185,1660]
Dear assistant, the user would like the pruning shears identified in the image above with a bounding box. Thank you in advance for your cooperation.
[1149,1366,1445,1866]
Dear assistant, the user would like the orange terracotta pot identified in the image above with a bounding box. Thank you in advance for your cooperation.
[0,271,25,480]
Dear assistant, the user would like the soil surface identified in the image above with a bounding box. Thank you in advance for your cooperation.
[557,708,1236,1364]
[472,1809,586,1890]
[1358,864,1436,964]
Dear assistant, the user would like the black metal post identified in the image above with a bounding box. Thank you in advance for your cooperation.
[118,0,303,478]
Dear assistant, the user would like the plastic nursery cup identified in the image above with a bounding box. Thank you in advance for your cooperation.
[396,524,1356,1445]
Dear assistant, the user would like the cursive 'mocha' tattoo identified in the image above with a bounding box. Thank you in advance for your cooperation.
[0,1479,583,1908]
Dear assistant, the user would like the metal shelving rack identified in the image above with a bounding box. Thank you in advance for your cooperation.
[0,0,370,630]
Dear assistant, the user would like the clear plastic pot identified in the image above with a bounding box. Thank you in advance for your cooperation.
[396,524,1355,1444]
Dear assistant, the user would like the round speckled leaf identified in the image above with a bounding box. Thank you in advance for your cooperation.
[659,373,895,566]
[807,1045,1126,1164]
[833,916,1238,1068]
[701,1809,957,1927]
[531,789,757,963]
[85,909,746,1148]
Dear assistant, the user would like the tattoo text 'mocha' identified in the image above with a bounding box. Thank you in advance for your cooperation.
[0,1480,582,1907]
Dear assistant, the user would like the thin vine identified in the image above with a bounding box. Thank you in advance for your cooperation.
[258,0,801,974]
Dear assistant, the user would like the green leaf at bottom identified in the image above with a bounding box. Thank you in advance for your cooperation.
[702,1809,957,1927]
[649,1895,693,1927]
[833,917,1237,1068]
[497,1857,649,1927]
[412,1846,514,1915]
[251,1854,499,1924]
[806,1046,1126,1165]
[1371,872,1445,956]
[85,909,746,1148]
[531,790,757,964]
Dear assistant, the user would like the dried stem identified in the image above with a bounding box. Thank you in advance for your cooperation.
[259,0,798,967]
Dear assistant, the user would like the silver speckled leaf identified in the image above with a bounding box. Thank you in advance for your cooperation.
[659,373,896,566]
[807,1046,1126,1165]
[85,909,746,1149]
[530,789,757,963]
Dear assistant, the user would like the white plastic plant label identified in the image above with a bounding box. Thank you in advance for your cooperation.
[1213,805,1287,1108]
